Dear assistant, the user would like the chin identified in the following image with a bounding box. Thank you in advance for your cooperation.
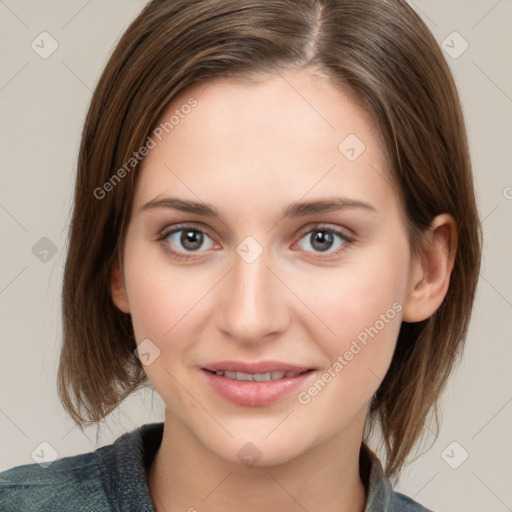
[200,428,311,469]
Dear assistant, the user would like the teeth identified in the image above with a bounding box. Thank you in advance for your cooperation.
[253,372,272,381]
[212,370,306,381]
[236,372,253,381]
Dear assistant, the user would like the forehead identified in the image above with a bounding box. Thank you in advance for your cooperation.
[133,68,393,215]
[160,69,379,156]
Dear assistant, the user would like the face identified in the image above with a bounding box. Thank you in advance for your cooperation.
[112,68,421,466]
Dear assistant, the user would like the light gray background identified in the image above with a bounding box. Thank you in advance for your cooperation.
[1,1,511,510]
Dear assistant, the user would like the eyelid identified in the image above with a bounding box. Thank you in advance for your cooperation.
[158,222,353,242]
[159,222,215,241]
[294,222,354,241]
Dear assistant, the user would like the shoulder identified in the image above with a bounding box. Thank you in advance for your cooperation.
[0,422,163,511]
[0,447,115,511]
[391,490,435,511]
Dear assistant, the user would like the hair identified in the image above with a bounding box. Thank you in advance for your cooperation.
[58,0,482,482]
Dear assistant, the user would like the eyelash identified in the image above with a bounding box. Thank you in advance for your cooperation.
[156,223,354,261]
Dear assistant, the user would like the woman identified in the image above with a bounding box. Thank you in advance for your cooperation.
[0,0,482,510]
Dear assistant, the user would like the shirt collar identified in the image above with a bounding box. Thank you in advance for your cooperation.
[360,441,394,511]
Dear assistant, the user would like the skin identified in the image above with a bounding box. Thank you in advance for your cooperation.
[110,67,456,512]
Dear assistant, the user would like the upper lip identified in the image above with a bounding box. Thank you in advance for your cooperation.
[202,361,314,374]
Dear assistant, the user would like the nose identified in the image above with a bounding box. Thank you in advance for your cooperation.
[215,245,290,345]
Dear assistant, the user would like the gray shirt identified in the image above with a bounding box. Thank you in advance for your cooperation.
[0,422,433,511]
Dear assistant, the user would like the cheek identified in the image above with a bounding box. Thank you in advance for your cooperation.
[294,240,409,389]
[125,263,210,343]
[292,266,406,433]
[122,229,202,334]
[123,261,211,404]
[302,248,406,335]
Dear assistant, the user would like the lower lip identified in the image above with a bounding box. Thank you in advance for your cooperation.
[201,369,315,407]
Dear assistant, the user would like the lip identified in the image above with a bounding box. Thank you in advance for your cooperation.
[201,361,316,407]
[202,360,313,374]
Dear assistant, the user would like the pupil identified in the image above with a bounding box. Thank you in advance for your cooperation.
[312,230,333,251]
[181,230,203,250]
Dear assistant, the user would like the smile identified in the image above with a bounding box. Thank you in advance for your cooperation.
[206,369,310,381]
[201,368,315,407]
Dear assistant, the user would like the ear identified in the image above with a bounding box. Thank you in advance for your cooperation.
[109,256,131,314]
[402,214,457,322]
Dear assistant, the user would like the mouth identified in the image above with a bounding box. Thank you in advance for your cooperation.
[203,369,312,381]
[200,362,316,407]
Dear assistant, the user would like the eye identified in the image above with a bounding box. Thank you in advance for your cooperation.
[157,223,353,261]
[295,225,353,257]
[158,224,217,259]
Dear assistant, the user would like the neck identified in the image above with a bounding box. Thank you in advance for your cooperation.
[148,410,368,512]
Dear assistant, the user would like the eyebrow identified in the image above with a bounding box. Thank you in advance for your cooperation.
[140,196,377,221]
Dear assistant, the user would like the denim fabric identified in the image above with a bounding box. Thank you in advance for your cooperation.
[0,422,434,511]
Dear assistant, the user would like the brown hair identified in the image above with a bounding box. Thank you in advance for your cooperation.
[58,0,482,481]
